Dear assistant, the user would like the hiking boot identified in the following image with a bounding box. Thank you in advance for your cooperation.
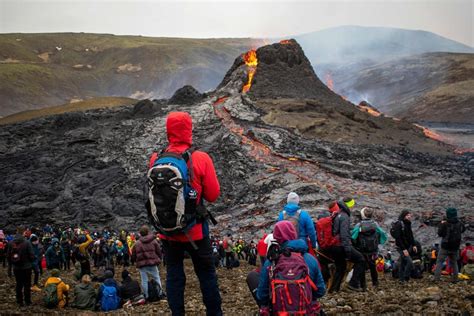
[347,284,362,292]
[31,285,42,292]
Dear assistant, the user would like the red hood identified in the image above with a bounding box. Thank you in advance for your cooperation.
[166,112,193,149]
[273,220,297,244]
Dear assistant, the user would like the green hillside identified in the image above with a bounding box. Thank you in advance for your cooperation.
[0,33,255,116]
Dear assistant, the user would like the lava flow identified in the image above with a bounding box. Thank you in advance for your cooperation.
[325,73,334,91]
[212,97,334,186]
[242,50,258,93]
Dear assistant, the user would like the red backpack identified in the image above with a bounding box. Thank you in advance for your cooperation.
[316,212,341,249]
[269,252,318,315]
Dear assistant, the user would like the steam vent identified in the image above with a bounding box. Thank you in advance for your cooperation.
[218,39,345,105]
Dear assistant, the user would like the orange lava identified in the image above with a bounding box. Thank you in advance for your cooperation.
[242,50,258,93]
[279,40,291,45]
[357,105,381,117]
[325,73,334,91]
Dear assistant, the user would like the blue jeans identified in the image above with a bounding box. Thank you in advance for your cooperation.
[162,237,222,316]
[139,265,162,298]
[398,251,414,281]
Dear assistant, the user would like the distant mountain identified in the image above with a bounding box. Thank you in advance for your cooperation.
[295,25,473,66]
[328,52,474,124]
[0,33,254,117]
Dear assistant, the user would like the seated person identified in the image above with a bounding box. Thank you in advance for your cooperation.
[72,274,97,310]
[44,269,70,308]
[98,269,121,311]
[120,270,145,307]
[247,221,326,315]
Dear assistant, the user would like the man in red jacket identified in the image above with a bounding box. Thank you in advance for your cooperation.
[148,112,222,316]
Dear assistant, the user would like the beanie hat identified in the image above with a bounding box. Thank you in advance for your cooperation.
[399,210,410,220]
[361,207,373,220]
[446,207,457,219]
[121,269,130,280]
[328,201,340,213]
[50,269,60,277]
[344,197,355,209]
[287,192,300,204]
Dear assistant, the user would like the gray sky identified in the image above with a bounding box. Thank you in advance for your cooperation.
[1,0,472,46]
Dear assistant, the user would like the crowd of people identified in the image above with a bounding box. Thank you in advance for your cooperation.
[1,111,471,315]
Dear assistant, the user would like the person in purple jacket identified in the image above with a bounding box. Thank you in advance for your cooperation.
[132,225,163,300]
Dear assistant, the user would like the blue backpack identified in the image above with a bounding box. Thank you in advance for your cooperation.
[100,284,120,311]
[146,151,199,235]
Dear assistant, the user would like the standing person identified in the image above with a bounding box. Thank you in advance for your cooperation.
[351,207,387,289]
[224,234,234,269]
[433,208,466,282]
[131,225,163,300]
[147,112,222,316]
[0,230,7,268]
[391,210,417,283]
[277,192,317,252]
[45,238,65,270]
[256,233,268,267]
[7,226,35,307]
[76,233,93,277]
[61,238,72,270]
[30,234,43,292]
[332,199,366,292]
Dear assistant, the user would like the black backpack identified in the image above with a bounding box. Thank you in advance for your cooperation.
[356,220,379,253]
[147,279,165,302]
[146,151,199,235]
[390,220,404,239]
[443,222,463,250]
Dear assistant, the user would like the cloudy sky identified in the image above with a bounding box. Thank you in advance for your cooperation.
[1,0,472,46]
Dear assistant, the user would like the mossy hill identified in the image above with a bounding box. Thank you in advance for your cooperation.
[0,33,255,117]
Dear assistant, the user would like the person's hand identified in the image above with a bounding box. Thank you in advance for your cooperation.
[403,249,409,257]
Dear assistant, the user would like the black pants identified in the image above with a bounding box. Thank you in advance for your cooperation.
[162,237,222,316]
[323,246,346,292]
[346,247,366,289]
[33,263,40,286]
[14,268,32,305]
[225,252,234,269]
[80,259,91,277]
[361,253,378,288]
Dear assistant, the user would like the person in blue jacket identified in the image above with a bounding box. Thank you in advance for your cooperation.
[277,192,317,251]
[246,221,325,315]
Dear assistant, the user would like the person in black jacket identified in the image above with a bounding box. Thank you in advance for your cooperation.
[433,208,466,282]
[392,210,417,282]
[332,199,366,292]
[7,226,35,307]
[120,269,145,306]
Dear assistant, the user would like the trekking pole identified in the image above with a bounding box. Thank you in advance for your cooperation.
[314,248,335,263]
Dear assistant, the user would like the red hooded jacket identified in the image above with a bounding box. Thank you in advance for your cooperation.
[148,112,220,242]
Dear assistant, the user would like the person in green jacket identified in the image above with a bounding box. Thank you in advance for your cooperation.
[72,274,97,310]
[461,260,474,279]
[351,207,387,289]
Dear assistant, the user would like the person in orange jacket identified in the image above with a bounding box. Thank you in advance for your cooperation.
[148,112,222,316]
[44,269,70,308]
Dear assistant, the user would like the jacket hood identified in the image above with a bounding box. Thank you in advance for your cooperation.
[284,239,308,252]
[166,112,192,147]
[273,221,297,244]
[141,234,156,244]
[78,283,92,290]
[337,202,351,216]
[283,203,300,214]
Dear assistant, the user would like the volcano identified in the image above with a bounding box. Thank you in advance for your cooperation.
[0,40,472,248]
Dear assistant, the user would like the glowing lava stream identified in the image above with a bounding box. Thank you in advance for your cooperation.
[213,97,335,186]
[242,50,258,93]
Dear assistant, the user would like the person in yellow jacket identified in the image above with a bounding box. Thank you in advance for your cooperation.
[44,269,70,308]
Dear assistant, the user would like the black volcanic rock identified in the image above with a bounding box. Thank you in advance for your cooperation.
[133,99,159,115]
[168,85,203,105]
[218,39,344,105]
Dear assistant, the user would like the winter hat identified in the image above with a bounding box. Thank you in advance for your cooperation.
[30,234,38,242]
[273,221,297,244]
[446,207,458,219]
[104,270,114,279]
[121,269,130,280]
[287,192,300,205]
[399,210,411,220]
[328,201,340,213]
[360,207,373,220]
[343,197,355,209]
[50,269,60,277]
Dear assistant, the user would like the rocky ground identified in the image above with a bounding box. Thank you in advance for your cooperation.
[0,260,473,315]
